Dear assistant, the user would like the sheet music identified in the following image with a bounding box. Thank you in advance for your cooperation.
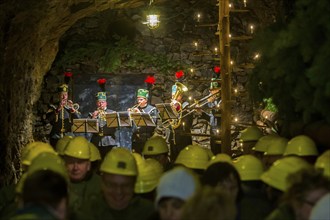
[72,119,99,133]
[130,112,156,127]
[155,103,178,120]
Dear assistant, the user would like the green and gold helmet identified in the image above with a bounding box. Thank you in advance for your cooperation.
[137,89,149,99]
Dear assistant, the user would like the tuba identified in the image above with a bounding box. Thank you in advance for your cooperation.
[167,82,188,129]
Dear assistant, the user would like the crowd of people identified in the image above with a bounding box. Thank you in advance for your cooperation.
[0,78,329,220]
[0,125,329,220]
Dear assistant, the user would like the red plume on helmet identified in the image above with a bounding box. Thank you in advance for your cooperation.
[97,78,107,92]
[175,70,184,81]
[144,75,156,85]
[64,69,73,84]
[213,66,221,74]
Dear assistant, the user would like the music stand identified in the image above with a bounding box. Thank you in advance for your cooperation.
[72,119,99,133]
[155,103,178,120]
[130,112,156,127]
[105,112,132,128]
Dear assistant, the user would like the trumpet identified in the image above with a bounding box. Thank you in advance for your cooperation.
[128,103,141,113]
[64,100,80,113]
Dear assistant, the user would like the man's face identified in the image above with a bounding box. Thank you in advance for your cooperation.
[137,97,148,108]
[97,100,107,110]
[158,197,185,220]
[59,92,68,101]
[101,173,136,210]
[64,156,91,182]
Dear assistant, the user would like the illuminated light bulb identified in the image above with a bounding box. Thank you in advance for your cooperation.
[216,129,219,134]
[190,68,194,73]
[194,42,198,50]
[197,13,201,22]
[217,104,220,108]
[189,96,192,100]
[214,47,218,55]
[229,3,232,8]
[145,14,160,29]
[240,142,243,147]
[234,117,238,122]
[250,25,254,34]
[234,88,238,93]
[244,0,247,7]
[229,34,232,38]
[230,60,234,65]
[254,53,260,59]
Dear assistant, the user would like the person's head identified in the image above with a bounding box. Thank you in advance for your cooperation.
[207,153,233,168]
[202,162,242,203]
[22,170,68,220]
[283,168,330,220]
[233,154,264,182]
[239,126,263,155]
[135,158,164,198]
[96,91,107,110]
[156,167,200,220]
[252,135,278,160]
[209,78,221,96]
[174,145,210,171]
[63,136,91,182]
[137,89,149,108]
[181,186,236,220]
[263,136,288,170]
[284,135,318,164]
[142,136,169,168]
[260,156,312,192]
[100,147,138,210]
[309,193,330,220]
[55,136,73,156]
[57,84,69,102]
[315,150,330,178]
[21,142,56,172]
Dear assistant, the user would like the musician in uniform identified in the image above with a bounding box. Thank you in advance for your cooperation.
[168,82,193,162]
[45,84,80,148]
[129,89,158,154]
[205,78,221,154]
[89,79,117,158]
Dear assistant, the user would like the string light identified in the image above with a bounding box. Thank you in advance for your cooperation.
[244,0,247,7]
[214,47,218,55]
[229,3,232,8]
[229,34,232,38]
[254,53,260,60]
[250,25,254,34]
[194,42,198,50]
[234,117,239,122]
[197,13,201,22]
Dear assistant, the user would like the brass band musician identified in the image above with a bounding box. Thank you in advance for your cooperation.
[45,84,81,148]
[168,82,193,162]
[203,78,222,154]
[89,80,117,158]
[129,89,158,154]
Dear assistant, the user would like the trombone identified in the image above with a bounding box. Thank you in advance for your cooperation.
[180,90,221,120]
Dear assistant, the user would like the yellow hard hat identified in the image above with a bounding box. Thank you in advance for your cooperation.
[207,153,233,167]
[135,158,164,193]
[21,142,40,160]
[27,152,69,182]
[21,142,56,166]
[55,136,73,155]
[174,145,210,170]
[16,173,28,194]
[142,136,168,155]
[239,126,263,142]
[264,137,288,156]
[63,136,90,160]
[89,142,101,162]
[133,152,145,166]
[252,135,278,152]
[100,147,138,176]
[283,135,318,156]
[17,152,69,194]
[260,156,311,191]
[233,155,264,181]
[315,150,330,178]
